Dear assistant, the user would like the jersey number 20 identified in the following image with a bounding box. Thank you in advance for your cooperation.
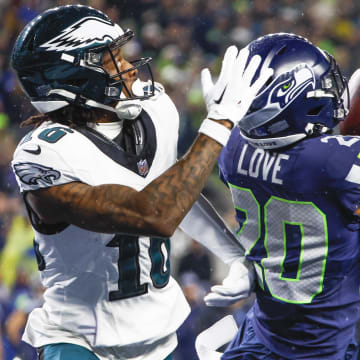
[230,183,328,304]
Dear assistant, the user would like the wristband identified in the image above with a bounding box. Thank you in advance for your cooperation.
[198,119,231,146]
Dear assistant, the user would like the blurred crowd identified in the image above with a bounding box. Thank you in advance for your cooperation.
[1,0,360,359]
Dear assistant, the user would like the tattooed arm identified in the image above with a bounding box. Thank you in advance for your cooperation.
[26,127,230,237]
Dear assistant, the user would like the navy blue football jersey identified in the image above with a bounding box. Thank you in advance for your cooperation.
[218,129,360,359]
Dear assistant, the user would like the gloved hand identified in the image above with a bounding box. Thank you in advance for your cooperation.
[201,46,274,126]
[204,257,255,307]
[195,315,238,360]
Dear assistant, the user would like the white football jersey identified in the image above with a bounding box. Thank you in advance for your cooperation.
[12,91,190,359]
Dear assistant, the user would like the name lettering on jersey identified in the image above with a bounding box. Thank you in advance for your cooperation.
[237,144,289,184]
[321,135,360,147]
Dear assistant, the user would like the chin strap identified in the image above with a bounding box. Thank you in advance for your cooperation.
[305,122,332,136]
[115,99,142,120]
[113,80,165,120]
[82,98,141,120]
[37,79,164,120]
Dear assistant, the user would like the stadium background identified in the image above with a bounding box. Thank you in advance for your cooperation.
[0,0,359,359]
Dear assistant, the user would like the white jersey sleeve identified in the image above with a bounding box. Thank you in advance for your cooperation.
[12,137,80,192]
[179,194,244,264]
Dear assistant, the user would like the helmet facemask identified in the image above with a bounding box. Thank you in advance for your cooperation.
[84,29,155,102]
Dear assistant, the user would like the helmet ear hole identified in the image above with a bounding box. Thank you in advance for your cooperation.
[307,106,324,116]
[67,79,88,87]
[277,45,288,56]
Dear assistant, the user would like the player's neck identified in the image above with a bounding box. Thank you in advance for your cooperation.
[88,120,123,140]
[95,109,119,123]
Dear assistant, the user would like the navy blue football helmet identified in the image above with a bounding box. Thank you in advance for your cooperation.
[11,5,155,114]
[238,33,349,149]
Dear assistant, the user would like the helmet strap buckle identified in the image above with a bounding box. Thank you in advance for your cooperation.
[105,86,121,98]
[305,123,330,136]
[74,94,87,106]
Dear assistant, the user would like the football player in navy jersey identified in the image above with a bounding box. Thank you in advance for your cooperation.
[199,33,360,360]
[10,5,274,360]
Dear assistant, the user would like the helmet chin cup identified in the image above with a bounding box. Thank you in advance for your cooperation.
[112,79,144,120]
[131,79,145,97]
[115,99,142,120]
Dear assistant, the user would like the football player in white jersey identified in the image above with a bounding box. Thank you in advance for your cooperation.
[10,5,273,360]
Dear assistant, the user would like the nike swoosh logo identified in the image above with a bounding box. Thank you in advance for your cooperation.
[214,88,227,104]
[24,145,41,155]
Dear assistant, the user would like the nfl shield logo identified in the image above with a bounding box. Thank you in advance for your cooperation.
[137,159,149,176]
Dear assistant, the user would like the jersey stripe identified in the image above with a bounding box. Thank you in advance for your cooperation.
[345,164,360,184]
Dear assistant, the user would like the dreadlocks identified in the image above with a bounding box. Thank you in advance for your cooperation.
[20,105,102,129]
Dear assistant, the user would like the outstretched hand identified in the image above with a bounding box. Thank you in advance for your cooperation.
[201,46,274,127]
[204,257,255,307]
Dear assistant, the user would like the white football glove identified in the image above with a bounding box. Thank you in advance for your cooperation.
[204,257,255,307]
[201,46,274,126]
[195,315,238,360]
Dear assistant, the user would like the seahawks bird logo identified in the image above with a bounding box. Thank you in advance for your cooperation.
[269,64,316,109]
[13,162,61,186]
[39,16,123,52]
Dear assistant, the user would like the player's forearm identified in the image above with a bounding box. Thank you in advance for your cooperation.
[98,133,225,236]
[28,127,230,236]
[138,133,224,236]
[96,126,231,236]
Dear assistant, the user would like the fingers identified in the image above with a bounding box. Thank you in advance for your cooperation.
[235,47,250,78]
[212,45,238,99]
[201,46,238,96]
[204,291,246,307]
[230,50,272,95]
[201,68,213,98]
[210,284,243,296]
[251,66,274,95]
[224,47,253,102]
[217,45,239,84]
[242,54,262,86]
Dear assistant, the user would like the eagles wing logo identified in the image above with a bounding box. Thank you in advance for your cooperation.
[14,162,61,186]
[39,17,123,52]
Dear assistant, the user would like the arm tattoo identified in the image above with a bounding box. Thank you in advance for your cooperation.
[28,133,225,236]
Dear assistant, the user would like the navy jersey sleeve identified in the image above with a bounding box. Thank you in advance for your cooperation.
[323,135,360,229]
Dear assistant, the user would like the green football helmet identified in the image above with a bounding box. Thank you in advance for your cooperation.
[11,5,155,115]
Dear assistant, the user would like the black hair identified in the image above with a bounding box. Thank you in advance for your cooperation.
[20,105,102,129]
